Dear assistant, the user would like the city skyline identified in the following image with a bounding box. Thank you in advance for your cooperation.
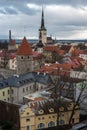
[0,0,87,39]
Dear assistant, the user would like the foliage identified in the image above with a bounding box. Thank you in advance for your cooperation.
[0,121,13,130]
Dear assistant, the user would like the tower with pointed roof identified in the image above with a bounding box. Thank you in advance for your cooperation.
[8,30,17,51]
[39,8,47,46]
[16,37,33,74]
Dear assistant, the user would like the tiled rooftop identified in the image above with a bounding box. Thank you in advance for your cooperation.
[17,37,32,55]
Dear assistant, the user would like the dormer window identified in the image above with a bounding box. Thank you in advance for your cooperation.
[38,109,44,114]
[49,108,54,113]
[59,107,64,111]
[27,112,29,115]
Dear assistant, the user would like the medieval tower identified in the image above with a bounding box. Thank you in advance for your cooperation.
[16,37,33,74]
[39,8,47,45]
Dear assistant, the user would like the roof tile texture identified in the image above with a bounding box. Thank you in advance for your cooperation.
[17,37,32,55]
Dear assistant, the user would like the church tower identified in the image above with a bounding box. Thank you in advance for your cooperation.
[39,8,47,46]
[16,37,33,74]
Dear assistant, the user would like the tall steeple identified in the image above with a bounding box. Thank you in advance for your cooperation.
[40,8,46,30]
[39,8,47,45]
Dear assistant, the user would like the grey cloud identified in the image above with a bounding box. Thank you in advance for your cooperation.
[0,9,6,14]
[0,0,39,15]
[24,0,87,7]
[0,0,87,39]
[5,7,18,14]
[0,0,87,15]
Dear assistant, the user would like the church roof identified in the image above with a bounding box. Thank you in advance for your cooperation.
[17,37,32,55]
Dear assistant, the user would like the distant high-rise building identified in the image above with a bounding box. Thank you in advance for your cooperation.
[9,30,11,41]
[39,8,47,45]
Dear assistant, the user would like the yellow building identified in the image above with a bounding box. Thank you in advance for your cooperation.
[0,83,10,102]
[19,99,80,130]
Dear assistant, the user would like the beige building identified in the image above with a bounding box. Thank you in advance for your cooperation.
[8,56,17,70]
[0,81,10,102]
[19,99,80,130]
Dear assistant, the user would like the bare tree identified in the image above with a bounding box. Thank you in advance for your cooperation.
[69,80,87,125]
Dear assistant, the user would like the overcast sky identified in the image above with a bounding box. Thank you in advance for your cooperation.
[1,0,87,40]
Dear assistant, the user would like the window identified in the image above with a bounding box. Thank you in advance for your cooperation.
[26,126,30,130]
[21,56,23,59]
[37,123,45,129]
[59,120,65,125]
[3,91,5,96]
[38,117,41,120]
[38,109,44,114]
[28,56,29,59]
[12,65,14,68]
[27,112,29,115]
[49,108,54,113]
[48,121,55,127]
[26,119,30,122]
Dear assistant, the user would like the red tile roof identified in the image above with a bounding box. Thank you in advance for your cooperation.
[33,52,43,60]
[44,45,59,52]
[17,37,32,55]
[72,49,83,56]
[58,50,65,55]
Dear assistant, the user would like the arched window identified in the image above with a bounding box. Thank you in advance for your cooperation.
[59,120,65,125]
[48,121,55,127]
[37,123,45,129]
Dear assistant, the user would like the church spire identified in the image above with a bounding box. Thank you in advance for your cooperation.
[39,7,47,45]
[40,8,46,30]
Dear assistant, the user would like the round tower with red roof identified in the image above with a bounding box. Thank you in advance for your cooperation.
[16,37,33,74]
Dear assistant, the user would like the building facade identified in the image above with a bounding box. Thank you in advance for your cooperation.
[19,99,80,130]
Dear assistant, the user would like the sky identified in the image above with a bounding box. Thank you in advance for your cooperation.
[1,0,87,40]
